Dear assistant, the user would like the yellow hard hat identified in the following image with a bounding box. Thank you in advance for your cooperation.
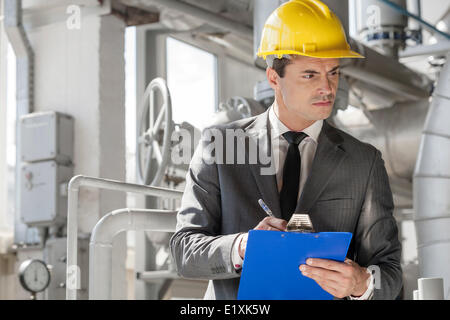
[257,0,364,59]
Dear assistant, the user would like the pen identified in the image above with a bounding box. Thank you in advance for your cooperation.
[258,199,274,217]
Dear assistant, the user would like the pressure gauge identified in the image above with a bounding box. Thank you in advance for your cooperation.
[18,259,51,294]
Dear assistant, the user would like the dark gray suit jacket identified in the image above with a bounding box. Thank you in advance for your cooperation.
[169,109,402,300]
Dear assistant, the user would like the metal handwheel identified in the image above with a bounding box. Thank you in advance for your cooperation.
[137,78,174,186]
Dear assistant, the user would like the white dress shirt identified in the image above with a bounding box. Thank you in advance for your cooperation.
[231,104,374,300]
[269,104,323,197]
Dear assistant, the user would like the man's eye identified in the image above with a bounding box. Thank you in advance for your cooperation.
[303,74,314,79]
[330,71,340,76]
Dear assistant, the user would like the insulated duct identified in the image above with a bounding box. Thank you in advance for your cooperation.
[413,52,450,300]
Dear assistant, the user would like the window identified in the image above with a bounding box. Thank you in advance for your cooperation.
[166,37,218,131]
[125,26,136,184]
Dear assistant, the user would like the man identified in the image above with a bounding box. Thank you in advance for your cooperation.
[170,0,402,300]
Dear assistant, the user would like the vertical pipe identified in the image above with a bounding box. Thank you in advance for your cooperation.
[89,242,113,299]
[406,0,423,44]
[66,181,80,300]
[4,0,35,244]
[3,0,33,115]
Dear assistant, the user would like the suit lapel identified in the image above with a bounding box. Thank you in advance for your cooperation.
[245,110,282,219]
[295,120,347,213]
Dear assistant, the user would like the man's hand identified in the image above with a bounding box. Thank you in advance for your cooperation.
[299,258,370,298]
[238,217,287,259]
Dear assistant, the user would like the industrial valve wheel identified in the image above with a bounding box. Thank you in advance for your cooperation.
[136,78,174,186]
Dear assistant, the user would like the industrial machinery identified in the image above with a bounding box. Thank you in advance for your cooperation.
[136,77,266,190]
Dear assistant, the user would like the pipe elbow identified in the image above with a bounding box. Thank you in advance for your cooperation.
[68,174,86,191]
[90,209,129,246]
[90,209,178,246]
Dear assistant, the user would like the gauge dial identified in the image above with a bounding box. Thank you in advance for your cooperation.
[18,259,51,293]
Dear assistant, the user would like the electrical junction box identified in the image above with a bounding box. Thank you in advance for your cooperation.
[20,161,73,227]
[20,111,74,165]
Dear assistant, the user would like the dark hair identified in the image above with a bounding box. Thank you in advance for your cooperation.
[272,57,293,78]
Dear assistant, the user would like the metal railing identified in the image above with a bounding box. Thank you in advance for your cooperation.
[66,175,183,300]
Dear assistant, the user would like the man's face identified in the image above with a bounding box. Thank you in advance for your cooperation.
[268,56,340,122]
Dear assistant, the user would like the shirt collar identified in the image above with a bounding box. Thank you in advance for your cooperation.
[268,102,323,144]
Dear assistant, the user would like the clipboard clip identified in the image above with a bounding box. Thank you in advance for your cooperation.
[286,213,315,233]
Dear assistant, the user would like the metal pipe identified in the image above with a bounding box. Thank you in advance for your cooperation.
[413,52,450,300]
[66,175,182,300]
[3,0,33,115]
[408,0,423,44]
[399,41,450,58]
[4,0,35,244]
[89,208,177,300]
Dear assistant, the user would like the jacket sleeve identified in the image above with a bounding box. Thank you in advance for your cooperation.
[169,130,242,280]
[353,149,403,300]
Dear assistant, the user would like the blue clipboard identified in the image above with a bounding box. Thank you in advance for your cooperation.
[237,230,353,300]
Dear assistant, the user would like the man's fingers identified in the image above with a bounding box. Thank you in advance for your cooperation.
[254,217,287,231]
[255,225,279,231]
[300,265,343,286]
[266,217,287,230]
[306,258,352,274]
[318,282,345,298]
[301,269,348,298]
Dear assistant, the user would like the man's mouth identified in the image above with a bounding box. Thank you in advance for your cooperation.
[312,100,332,106]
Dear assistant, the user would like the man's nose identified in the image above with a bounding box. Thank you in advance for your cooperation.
[318,75,333,96]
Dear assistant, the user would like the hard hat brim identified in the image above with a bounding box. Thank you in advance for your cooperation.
[258,49,365,59]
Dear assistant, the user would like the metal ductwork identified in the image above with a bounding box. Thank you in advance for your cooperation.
[3,0,36,243]
[413,52,450,300]
[4,0,33,115]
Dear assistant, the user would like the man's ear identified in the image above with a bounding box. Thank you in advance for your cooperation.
[266,67,279,91]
